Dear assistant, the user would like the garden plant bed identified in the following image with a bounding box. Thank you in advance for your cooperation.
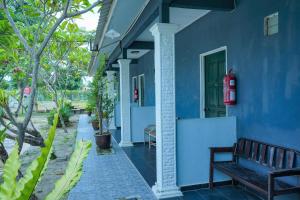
[18,114,79,199]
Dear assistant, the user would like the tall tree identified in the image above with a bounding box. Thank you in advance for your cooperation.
[0,0,101,153]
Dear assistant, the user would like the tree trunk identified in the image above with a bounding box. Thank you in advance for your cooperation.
[17,128,25,153]
[97,81,103,134]
[54,92,68,133]
[0,143,8,164]
[18,57,40,153]
[15,83,25,117]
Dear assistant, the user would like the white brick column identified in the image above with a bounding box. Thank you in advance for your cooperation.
[118,59,133,147]
[150,23,182,199]
[106,70,116,130]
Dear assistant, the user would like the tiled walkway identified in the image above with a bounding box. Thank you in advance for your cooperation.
[113,130,262,200]
[112,130,156,186]
[68,115,156,200]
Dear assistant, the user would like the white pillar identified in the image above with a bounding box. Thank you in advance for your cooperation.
[118,59,133,147]
[150,23,182,199]
[106,70,116,130]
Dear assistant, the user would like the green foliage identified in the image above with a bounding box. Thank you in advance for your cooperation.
[85,102,95,113]
[0,127,7,143]
[0,112,92,200]
[13,113,59,200]
[0,113,59,200]
[0,145,20,200]
[45,140,92,200]
[0,89,8,107]
[90,54,116,133]
[48,106,71,127]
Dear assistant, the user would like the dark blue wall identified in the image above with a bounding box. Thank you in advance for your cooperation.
[175,0,300,152]
[130,50,155,106]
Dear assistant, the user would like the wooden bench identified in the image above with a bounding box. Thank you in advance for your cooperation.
[144,125,156,149]
[209,138,300,200]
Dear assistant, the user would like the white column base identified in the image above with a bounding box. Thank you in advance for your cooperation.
[152,184,182,199]
[119,141,133,147]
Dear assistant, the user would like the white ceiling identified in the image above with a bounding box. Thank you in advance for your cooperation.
[97,4,210,64]
[137,8,210,42]
[98,0,148,56]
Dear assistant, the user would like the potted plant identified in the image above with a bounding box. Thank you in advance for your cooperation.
[87,92,96,116]
[91,60,115,149]
[90,115,99,130]
[86,103,94,116]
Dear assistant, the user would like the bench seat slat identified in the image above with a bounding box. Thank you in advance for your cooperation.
[252,142,259,161]
[269,147,275,168]
[260,144,267,165]
[287,151,295,169]
[276,148,285,169]
[245,140,252,159]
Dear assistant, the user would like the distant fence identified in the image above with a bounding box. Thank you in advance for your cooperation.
[37,90,89,101]
[5,89,89,102]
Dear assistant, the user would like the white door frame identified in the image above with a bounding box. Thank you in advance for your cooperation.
[138,74,145,106]
[132,76,137,102]
[199,46,228,119]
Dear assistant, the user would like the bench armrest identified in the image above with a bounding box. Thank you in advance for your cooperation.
[268,168,300,197]
[269,168,300,178]
[209,146,235,164]
[209,145,235,189]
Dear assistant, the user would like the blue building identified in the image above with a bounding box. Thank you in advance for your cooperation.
[89,0,300,199]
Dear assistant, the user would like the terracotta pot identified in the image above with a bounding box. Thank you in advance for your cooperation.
[95,133,111,149]
[91,120,99,130]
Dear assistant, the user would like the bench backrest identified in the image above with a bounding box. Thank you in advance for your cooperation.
[234,138,300,170]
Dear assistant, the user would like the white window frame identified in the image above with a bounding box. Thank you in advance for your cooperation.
[138,74,145,107]
[199,46,228,119]
[132,76,137,102]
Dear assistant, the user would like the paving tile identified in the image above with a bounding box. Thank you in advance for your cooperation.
[196,188,219,196]
[182,191,203,200]
[121,139,157,188]
[216,186,262,200]
[200,194,228,200]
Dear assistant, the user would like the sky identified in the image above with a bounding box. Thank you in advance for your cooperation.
[74,1,100,31]
[76,1,100,83]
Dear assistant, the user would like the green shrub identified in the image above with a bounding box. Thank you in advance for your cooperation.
[47,106,71,127]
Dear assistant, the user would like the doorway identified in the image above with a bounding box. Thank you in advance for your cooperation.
[200,47,227,118]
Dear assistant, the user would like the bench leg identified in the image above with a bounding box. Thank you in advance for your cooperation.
[232,179,238,186]
[209,150,214,189]
[268,194,274,200]
[268,175,274,200]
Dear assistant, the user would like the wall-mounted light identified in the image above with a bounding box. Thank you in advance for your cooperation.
[105,29,121,39]
[130,50,140,55]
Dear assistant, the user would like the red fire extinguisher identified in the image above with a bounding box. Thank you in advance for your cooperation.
[134,89,139,102]
[223,69,237,105]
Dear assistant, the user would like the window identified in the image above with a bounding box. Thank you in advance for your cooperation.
[132,76,138,102]
[264,12,279,36]
[138,74,145,107]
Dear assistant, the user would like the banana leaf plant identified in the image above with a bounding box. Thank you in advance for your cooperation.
[0,112,92,200]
